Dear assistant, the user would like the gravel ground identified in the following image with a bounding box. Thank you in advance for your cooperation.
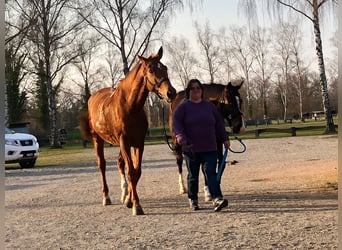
[5,135,338,249]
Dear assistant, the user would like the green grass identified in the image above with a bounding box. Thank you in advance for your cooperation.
[233,118,337,140]
[36,145,96,166]
[5,118,337,170]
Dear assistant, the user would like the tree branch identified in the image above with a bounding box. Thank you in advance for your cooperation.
[277,0,314,22]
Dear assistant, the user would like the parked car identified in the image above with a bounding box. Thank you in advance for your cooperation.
[5,127,39,168]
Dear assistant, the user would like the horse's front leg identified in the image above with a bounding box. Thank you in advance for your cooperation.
[175,144,186,194]
[120,140,144,215]
[128,146,144,215]
[117,152,128,204]
[93,136,111,206]
[176,151,187,194]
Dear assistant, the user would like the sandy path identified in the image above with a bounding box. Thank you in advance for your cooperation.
[5,135,338,249]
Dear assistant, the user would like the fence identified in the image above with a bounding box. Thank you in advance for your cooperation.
[146,125,338,142]
[251,125,338,138]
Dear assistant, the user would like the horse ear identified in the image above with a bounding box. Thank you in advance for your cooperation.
[157,47,163,59]
[227,82,232,88]
[138,55,147,64]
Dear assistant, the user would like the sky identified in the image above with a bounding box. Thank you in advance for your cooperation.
[165,0,337,73]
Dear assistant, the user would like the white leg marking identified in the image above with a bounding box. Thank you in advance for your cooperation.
[204,185,212,202]
[179,174,187,194]
[120,174,128,204]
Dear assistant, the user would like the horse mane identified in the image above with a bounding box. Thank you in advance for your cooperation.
[115,62,143,90]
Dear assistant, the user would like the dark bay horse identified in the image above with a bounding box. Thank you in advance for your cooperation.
[168,81,244,196]
[80,47,176,215]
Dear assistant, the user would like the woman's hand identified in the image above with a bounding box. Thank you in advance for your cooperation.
[177,137,188,146]
[223,140,230,149]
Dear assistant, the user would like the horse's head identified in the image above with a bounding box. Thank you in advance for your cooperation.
[219,80,245,134]
[139,47,177,103]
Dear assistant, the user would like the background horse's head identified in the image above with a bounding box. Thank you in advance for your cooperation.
[139,47,176,103]
[212,81,245,134]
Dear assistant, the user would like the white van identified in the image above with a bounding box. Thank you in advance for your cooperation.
[5,127,39,168]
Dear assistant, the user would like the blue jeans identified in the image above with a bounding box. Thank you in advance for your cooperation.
[184,151,223,201]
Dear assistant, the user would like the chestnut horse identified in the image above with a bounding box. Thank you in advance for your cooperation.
[80,47,176,215]
[168,81,244,196]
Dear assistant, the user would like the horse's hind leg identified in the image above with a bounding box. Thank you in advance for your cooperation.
[117,152,128,204]
[177,154,187,194]
[93,135,111,206]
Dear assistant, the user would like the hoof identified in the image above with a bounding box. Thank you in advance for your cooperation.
[179,188,187,194]
[133,206,144,215]
[204,195,212,202]
[125,199,133,208]
[103,197,112,206]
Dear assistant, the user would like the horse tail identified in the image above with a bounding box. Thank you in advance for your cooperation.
[79,112,92,141]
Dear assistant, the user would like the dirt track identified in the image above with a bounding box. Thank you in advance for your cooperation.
[5,135,338,249]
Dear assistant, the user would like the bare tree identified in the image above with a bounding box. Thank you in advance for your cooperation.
[249,25,273,118]
[70,34,104,111]
[229,25,255,119]
[102,43,123,88]
[289,23,308,120]
[165,36,199,89]
[5,0,36,45]
[240,0,337,132]
[194,21,221,83]
[78,0,183,75]
[273,23,296,120]
[215,27,236,83]
[13,0,87,147]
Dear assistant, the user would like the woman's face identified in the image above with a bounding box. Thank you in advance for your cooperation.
[189,82,202,101]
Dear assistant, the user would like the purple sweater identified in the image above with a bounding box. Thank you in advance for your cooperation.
[172,99,228,152]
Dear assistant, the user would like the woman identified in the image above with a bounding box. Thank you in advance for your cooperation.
[173,79,230,212]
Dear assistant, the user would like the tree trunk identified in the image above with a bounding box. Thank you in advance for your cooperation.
[4,80,8,126]
[44,33,60,148]
[312,2,335,133]
[46,63,60,148]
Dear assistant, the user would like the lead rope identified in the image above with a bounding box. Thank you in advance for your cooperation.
[228,135,247,153]
[217,135,246,184]
[162,103,176,151]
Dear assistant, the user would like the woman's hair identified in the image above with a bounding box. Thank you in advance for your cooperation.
[185,79,204,99]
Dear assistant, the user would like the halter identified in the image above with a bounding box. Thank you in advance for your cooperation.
[145,76,169,99]
[143,62,170,99]
[219,87,242,127]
